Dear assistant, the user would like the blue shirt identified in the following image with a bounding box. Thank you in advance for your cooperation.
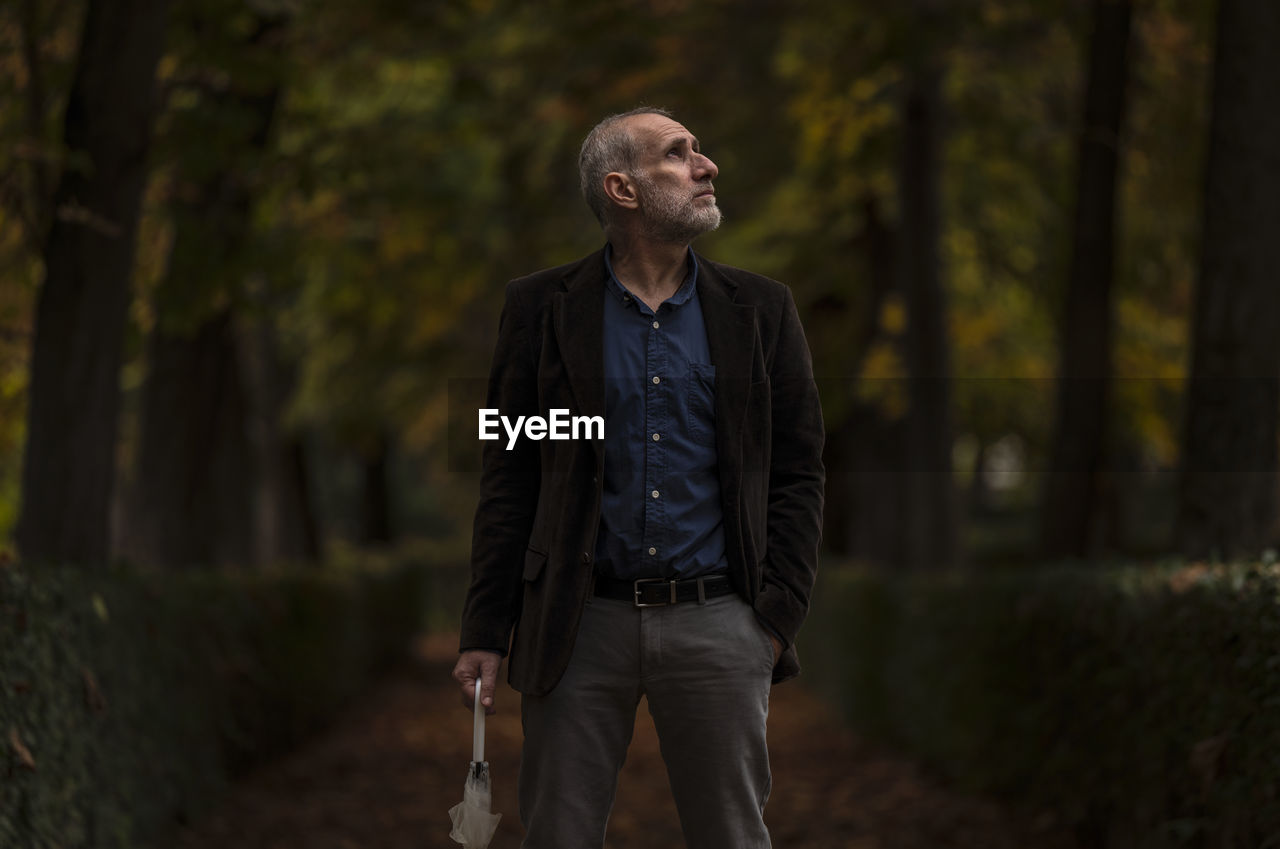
[593,244,729,581]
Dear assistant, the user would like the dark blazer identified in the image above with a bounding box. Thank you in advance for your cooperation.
[460,248,825,696]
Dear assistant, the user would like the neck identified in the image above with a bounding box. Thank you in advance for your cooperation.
[607,231,690,310]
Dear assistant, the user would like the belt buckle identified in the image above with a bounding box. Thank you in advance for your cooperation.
[633,577,676,608]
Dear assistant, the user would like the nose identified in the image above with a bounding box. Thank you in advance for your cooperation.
[693,151,718,181]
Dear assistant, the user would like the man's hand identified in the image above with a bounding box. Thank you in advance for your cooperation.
[769,635,782,666]
[453,649,502,714]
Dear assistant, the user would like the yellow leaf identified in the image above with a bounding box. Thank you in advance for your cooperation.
[9,727,35,771]
[92,593,109,624]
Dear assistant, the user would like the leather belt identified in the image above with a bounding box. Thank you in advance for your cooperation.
[593,573,734,608]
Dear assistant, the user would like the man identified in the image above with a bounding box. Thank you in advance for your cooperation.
[452,107,824,849]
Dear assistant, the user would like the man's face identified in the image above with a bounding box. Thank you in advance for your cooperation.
[625,114,721,244]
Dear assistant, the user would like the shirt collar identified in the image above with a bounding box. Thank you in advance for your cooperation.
[603,243,700,308]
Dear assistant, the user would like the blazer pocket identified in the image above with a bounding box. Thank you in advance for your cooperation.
[523,547,548,582]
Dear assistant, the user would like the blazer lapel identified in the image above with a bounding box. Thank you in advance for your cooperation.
[552,249,607,427]
[697,257,756,445]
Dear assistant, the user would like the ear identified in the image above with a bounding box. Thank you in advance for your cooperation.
[602,171,640,211]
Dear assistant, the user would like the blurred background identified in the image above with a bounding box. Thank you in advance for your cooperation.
[5,0,1262,570]
[3,0,1280,846]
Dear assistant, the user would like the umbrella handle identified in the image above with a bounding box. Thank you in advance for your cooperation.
[472,680,485,764]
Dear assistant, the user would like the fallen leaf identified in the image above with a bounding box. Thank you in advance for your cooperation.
[82,667,107,714]
[9,727,36,771]
[1190,733,1230,798]
[91,593,109,624]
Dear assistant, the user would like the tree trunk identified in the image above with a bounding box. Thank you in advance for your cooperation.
[243,317,321,565]
[280,435,321,561]
[1040,0,1133,559]
[360,431,394,546]
[16,0,167,566]
[123,310,255,568]
[968,440,991,517]
[18,0,54,248]
[822,194,897,559]
[848,404,907,565]
[119,12,304,569]
[899,60,957,570]
[121,72,280,568]
[1177,1,1280,559]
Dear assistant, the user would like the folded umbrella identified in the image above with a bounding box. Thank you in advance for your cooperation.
[449,681,501,848]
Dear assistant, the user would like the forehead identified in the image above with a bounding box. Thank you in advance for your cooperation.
[625,113,697,150]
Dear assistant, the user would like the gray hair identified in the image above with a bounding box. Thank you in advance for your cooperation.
[578,106,673,228]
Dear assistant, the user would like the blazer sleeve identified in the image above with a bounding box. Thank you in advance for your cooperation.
[753,286,825,649]
[458,281,542,655]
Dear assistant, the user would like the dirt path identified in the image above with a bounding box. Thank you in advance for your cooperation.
[166,633,1078,849]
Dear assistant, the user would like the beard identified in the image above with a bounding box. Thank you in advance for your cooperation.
[633,171,722,245]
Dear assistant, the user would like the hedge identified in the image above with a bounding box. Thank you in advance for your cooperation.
[0,554,461,849]
[801,562,1280,848]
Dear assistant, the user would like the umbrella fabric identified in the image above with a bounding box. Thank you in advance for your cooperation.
[449,762,501,847]
[449,682,501,848]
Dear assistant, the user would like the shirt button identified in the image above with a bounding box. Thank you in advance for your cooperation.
[652,433,660,441]
[648,547,657,556]
[652,376,660,385]
[652,321,660,329]
[581,552,591,563]
[651,490,659,498]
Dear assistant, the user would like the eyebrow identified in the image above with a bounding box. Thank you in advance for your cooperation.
[659,134,701,153]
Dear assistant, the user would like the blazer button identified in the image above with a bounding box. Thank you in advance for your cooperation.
[581,552,591,564]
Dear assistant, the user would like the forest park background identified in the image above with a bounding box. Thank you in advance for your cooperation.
[3,0,1275,572]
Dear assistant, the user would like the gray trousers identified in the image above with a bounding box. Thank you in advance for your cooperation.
[518,591,774,849]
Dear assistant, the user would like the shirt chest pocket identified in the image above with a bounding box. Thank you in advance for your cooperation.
[686,362,717,444]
